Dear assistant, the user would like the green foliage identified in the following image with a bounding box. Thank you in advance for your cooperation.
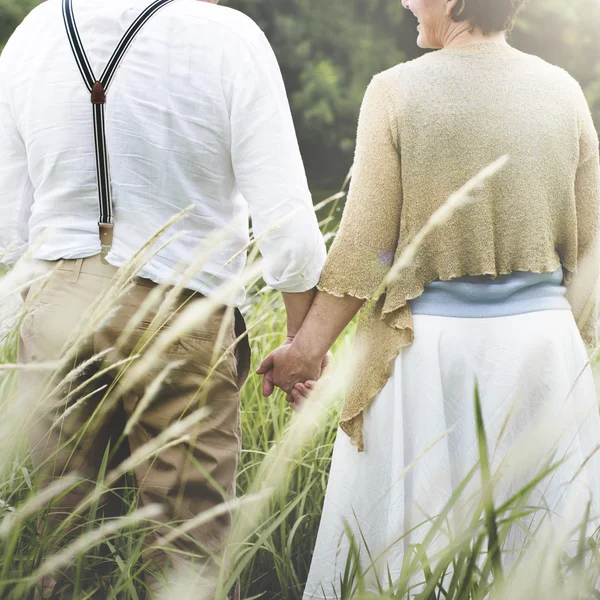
[222,0,409,186]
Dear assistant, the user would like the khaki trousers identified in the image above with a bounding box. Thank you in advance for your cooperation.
[18,254,250,597]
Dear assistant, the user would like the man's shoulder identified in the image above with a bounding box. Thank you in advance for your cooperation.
[5,0,56,36]
[179,2,266,48]
[15,0,55,24]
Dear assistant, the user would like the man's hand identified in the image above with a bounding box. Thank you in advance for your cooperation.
[258,337,294,398]
[256,339,325,398]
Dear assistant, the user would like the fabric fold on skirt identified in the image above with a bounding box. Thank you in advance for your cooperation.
[304,310,600,599]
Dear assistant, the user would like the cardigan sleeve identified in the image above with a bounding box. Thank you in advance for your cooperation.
[566,87,600,348]
[317,75,402,300]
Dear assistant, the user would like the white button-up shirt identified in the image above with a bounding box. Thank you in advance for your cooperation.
[0,0,326,304]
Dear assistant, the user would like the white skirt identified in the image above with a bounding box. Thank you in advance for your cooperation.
[303,311,600,599]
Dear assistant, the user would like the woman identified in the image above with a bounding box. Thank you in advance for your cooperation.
[258,0,600,596]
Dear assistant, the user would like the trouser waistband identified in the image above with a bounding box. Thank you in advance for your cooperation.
[36,255,250,384]
[41,254,198,295]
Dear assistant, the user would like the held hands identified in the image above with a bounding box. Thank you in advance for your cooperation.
[256,290,361,407]
[256,337,330,410]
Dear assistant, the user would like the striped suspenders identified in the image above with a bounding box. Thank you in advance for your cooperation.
[62,0,177,258]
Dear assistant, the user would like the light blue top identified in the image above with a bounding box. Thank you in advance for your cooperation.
[409,267,571,318]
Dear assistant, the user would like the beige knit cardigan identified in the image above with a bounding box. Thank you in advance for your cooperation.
[318,42,600,451]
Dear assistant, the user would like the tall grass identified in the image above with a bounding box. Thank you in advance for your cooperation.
[0,166,599,600]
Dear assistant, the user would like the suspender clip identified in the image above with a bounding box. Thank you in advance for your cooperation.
[91,81,106,105]
[99,223,114,264]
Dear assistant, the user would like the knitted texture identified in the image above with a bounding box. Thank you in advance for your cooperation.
[318,42,600,451]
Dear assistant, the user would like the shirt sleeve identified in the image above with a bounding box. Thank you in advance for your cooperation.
[0,32,34,267]
[317,75,402,300]
[566,85,600,347]
[228,31,326,293]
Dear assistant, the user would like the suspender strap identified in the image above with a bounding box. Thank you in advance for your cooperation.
[62,0,177,255]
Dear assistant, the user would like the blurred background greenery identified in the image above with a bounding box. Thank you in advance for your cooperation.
[2,0,600,190]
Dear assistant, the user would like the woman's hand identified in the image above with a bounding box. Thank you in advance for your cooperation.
[289,380,318,411]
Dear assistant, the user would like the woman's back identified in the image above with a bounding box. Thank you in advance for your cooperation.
[392,43,590,319]
[317,41,599,450]
[383,42,590,278]
[321,41,598,340]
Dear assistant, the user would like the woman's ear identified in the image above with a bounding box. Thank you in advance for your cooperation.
[445,0,463,19]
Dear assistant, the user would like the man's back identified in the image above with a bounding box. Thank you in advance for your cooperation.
[0,0,325,303]
[1,4,326,596]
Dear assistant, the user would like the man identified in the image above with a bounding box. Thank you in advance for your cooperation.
[0,0,325,597]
